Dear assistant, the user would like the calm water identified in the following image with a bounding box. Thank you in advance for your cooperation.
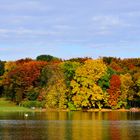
[0,111,140,140]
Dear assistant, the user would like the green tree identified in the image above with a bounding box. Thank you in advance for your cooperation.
[61,61,81,87]
[36,54,60,62]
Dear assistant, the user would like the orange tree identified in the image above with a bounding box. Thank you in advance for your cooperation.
[4,61,47,104]
[107,74,121,109]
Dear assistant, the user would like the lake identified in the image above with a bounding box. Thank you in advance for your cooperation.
[0,111,140,140]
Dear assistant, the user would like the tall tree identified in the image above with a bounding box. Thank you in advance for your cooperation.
[107,75,121,109]
[120,73,134,107]
[42,64,68,109]
[70,59,107,109]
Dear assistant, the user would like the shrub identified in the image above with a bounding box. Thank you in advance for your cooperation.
[21,100,46,108]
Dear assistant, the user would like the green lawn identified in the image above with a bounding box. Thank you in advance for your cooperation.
[0,98,32,112]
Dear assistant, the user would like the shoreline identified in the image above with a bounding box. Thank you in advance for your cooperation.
[0,107,140,112]
[35,107,140,112]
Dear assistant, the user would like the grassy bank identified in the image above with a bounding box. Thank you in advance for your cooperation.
[0,98,139,112]
[0,98,32,112]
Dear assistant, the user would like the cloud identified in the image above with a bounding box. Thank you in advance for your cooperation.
[92,16,121,26]
[0,1,52,12]
[91,15,130,28]
[0,28,59,38]
[90,15,131,36]
[53,25,74,30]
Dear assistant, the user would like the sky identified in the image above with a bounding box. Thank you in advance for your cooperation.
[0,0,140,60]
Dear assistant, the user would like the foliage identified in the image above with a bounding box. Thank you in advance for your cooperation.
[0,60,5,76]
[61,61,81,87]
[110,62,123,72]
[98,74,110,92]
[102,57,114,65]
[67,57,91,63]
[68,102,77,110]
[70,59,107,109]
[41,64,68,109]
[0,56,140,110]
[136,78,140,96]
[107,75,121,109]
[21,100,46,108]
[75,59,107,82]
[120,73,134,102]
[3,61,47,103]
[36,54,61,62]
[26,86,40,101]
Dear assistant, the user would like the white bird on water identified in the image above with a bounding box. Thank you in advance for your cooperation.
[24,113,28,117]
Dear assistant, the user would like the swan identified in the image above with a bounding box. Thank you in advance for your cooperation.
[24,113,28,117]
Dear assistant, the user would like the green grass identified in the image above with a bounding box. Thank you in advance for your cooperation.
[0,98,32,112]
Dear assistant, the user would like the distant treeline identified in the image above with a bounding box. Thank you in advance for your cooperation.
[0,55,140,110]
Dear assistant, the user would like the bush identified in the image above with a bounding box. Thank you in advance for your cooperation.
[21,100,46,108]
[68,102,77,111]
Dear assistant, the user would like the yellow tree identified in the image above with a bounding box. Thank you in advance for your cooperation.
[120,73,134,102]
[70,59,107,109]
[42,64,68,109]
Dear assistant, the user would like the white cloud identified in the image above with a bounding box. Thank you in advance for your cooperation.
[92,15,128,27]
[0,28,59,37]
[90,15,131,36]
[0,1,52,12]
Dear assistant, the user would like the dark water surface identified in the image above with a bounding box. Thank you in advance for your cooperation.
[0,111,140,140]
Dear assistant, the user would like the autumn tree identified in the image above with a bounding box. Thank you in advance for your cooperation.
[110,62,123,73]
[136,78,140,96]
[120,73,134,107]
[40,64,68,109]
[70,59,107,109]
[107,75,121,109]
[68,57,91,63]
[4,61,47,103]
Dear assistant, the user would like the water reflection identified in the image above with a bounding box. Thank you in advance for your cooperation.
[0,111,140,140]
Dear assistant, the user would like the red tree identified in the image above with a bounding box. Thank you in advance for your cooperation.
[6,61,47,102]
[107,75,121,108]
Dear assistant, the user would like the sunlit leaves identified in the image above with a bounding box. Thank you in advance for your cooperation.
[44,64,68,109]
[75,59,107,82]
[120,73,134,104]
[70,59,107,109]
[1,56,140,110]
